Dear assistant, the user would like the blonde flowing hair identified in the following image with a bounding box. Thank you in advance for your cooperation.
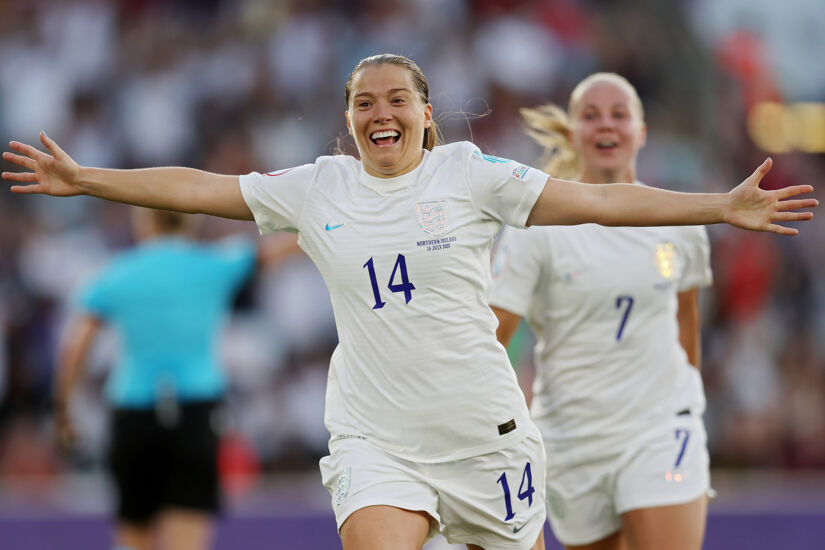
[520,73,644,180]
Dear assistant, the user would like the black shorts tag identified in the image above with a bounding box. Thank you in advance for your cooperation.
[498,419,517,435]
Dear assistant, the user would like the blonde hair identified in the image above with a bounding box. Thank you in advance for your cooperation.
[344,53,442,151]
[520,73,644,180]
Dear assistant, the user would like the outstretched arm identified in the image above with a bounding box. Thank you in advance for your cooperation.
[53,314,102,450]
[3,133,253,220]
[526,159,817,235]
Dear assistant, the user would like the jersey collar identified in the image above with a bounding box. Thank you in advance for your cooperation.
[358,149,429,195]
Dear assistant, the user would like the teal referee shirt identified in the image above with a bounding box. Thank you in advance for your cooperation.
[77,236,256,408]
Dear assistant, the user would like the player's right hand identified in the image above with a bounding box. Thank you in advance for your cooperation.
[3,132,83,197]
[54,402,78,452]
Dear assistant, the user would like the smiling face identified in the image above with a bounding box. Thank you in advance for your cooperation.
[346,63,433,178]
[569,78,646,184]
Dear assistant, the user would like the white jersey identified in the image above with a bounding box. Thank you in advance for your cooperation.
[489,212,712,461]
[240,141,548,462]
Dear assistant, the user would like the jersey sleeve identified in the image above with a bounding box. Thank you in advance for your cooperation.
[489,226,545,317]
[239,163,316,234]
[76,270,114,320]
[462,143,548,228]
[677,226,713,291]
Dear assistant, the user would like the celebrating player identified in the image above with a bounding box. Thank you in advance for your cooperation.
[4,55,816,550]
[491,72,724,550]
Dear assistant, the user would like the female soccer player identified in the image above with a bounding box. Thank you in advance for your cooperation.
[3,55,816,550]
[489,73,723,550]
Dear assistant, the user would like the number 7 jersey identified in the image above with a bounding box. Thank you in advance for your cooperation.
[240,142,548,462]
[490,214,712,460]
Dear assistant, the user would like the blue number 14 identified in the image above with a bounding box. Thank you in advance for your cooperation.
[497,462,535,521]
[363,254,415,309]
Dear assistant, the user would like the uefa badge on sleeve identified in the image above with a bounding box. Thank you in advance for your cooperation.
[511,165,530,180]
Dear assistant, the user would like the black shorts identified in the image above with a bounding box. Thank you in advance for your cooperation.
[109,400,222,524]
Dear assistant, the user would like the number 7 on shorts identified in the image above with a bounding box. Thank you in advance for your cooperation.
[674,428,691,468]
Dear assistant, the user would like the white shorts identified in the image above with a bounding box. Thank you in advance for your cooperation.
[319,425,547,550]
[544,412,711,547]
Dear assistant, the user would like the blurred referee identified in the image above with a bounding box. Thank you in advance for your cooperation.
[53,208,257,550]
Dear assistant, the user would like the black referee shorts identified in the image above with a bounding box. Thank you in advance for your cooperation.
[109,400,222,524]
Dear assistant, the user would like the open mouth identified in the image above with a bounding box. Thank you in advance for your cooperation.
[370,130,401,146]
[596,140,618,150]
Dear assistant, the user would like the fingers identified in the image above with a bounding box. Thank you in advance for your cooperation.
[8,140,43,159]
[40,131,65,159]
[772,211,814,222]
[10,184,45,194]
[748,157,772,185]
[3,171,39,183]
[2,151,36,170]
[777,198,819,211]
[767,224,799,236]
[776,184,815,200]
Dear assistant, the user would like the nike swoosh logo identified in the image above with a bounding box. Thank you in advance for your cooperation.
[325,223,345,231]
[513,520,530,533]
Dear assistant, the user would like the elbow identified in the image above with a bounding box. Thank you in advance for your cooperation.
[596,211,622,227]
[184,183,209,215]
[179,203,201,215]
[590,186,621,226]
[585,203,618,227]
[568,184,618,227]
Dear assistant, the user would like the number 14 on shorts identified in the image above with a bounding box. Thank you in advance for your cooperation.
[497,462,534,521]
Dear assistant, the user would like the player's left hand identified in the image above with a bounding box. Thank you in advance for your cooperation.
[725,158,818,235]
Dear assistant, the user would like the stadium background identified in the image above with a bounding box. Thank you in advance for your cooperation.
[0,0,823,548]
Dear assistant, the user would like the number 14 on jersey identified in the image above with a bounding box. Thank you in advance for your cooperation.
[363,254,415,309]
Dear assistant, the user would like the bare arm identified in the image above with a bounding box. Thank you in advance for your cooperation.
[54,314,103,449]
[258,233,303,268]
[676,289,701,370]
[526,159,816,236]
[492,306,523,349]
[3,133,253,220]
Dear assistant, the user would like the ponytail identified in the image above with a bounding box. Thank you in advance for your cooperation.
[520,103,580,180]
[523,73,644,180]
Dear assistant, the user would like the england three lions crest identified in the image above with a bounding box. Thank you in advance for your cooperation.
[416,200,450,237]
[654,242,679,280]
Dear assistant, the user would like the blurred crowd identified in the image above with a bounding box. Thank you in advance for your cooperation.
[0,0,823,490]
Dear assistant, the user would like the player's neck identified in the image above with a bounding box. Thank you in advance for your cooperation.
[580,165,636,185]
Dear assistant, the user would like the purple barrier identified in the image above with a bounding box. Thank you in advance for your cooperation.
[1,513,824,549]
[705,513,825,549]
[215,515,342,549]
[0,517,111,550]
